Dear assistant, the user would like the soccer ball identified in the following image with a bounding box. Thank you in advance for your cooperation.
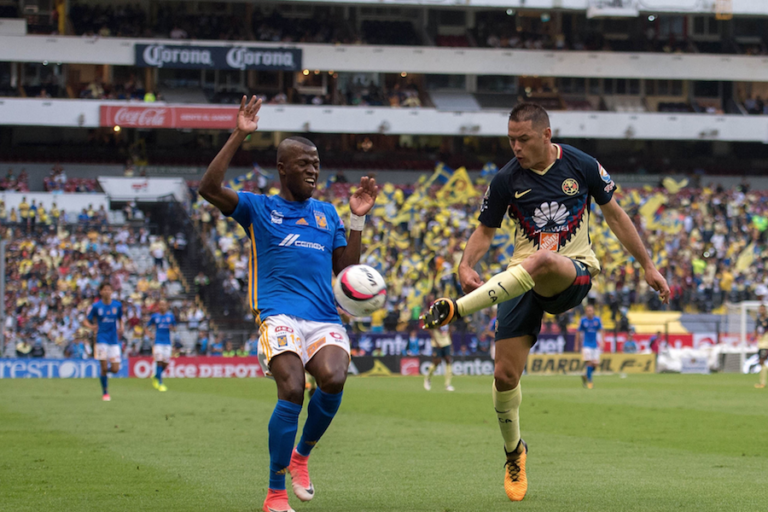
[334,264,387,317]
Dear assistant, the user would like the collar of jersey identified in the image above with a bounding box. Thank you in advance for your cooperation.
[528,144,562,176]
[274,194,312,209]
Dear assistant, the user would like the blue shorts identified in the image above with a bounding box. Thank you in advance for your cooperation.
[432,345,452,359]
[495,259,592,345]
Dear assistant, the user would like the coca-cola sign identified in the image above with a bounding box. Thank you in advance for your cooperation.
[100,105,237,129]
[135,44,301,71]
[113,107,168,127]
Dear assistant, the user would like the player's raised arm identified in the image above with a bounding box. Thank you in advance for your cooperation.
[332,176,378,275]
[199,96,262,215]
[458,223,497,293]
[599,197,670,304]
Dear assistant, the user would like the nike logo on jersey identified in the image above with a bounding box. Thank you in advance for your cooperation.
[278,234,326,252]
[514,189,532,198]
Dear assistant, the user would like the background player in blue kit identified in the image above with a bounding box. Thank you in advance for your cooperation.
[83,283,123,402]
[198,96,378,512]
[147,299,176,392]
[424,103,670,502]
[575,304,603,389]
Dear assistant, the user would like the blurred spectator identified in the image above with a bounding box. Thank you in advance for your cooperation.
[210,334,224,356]
[15,339,32,357]
[196,330,210,355]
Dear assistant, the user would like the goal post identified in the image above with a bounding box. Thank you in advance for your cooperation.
[725,300,762,371]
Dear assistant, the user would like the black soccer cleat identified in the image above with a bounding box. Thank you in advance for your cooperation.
[422,298,460,329]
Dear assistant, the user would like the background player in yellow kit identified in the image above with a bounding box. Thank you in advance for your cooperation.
[424,325,454,392]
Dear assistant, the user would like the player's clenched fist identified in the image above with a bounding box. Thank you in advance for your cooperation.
[458,264,484,293]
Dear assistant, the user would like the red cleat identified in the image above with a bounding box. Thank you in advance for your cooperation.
[262,489,294,512]
[288,449,315,502]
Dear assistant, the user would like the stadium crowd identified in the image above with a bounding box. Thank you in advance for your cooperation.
[55,2,766,55]
[188,169,768,339]
[0,216,210,360]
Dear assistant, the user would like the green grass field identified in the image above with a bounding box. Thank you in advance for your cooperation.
[1,374,767,511]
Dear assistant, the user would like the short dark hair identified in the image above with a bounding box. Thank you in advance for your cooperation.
[284,136,315,148]
[509,102,550,129]
[98,282,112,292]
[276,136,317,166]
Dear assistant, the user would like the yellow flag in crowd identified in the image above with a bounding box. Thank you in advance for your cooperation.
[436,167,479,205]
[736,242,755,272]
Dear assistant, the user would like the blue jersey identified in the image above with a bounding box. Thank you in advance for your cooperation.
[87,300,123,345]
[229,193,347,323]
[148,312,176,345]
[579,317,602,348]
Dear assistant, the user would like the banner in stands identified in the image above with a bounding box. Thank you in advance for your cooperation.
[100,105,238,130]
[0,359,128,378]
[135,44,302,71]
[128,357,265,378]
[348,355,495,377]
[525,353,656,374]
[97,176,191,203]
[349,332,573,356]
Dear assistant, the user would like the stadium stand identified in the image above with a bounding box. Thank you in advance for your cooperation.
[185,173,768,341]
[0,210,211,360]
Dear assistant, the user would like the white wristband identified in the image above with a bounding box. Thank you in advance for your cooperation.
[349,213,365,231]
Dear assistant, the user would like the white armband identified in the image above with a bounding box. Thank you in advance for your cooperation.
[349,213,365,231]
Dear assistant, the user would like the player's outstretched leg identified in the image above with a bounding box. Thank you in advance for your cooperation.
[263,354,304,512]
[290,346,347,502]
[424,263,536,328]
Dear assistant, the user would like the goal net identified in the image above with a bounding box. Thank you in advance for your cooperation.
[724,301,762,372]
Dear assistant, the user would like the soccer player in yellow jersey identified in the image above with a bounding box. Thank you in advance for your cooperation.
[424,103,670,502]
[754,305,768,389]
[424,325,454,392]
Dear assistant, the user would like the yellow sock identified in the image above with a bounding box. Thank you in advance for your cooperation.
[493,381,522,452]
[427,364,436,378]
[457,265,535,317]
[445,363,452,387]
[760,364,767,386]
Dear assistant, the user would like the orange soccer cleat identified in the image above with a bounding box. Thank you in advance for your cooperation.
[504,440,528,501]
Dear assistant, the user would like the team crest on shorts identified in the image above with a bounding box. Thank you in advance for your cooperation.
[562,178,579,196]
[314,211,328,230]
[277,335,288,347]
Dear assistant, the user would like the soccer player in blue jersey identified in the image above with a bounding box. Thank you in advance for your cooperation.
[147,299,176,392]
[83,283,123,402]
[575,304,602,389]
[424,103,670,501]
[198,96,378,512]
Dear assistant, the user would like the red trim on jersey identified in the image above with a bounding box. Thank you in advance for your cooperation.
[574,275,590,286]
[554,144,563,159]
